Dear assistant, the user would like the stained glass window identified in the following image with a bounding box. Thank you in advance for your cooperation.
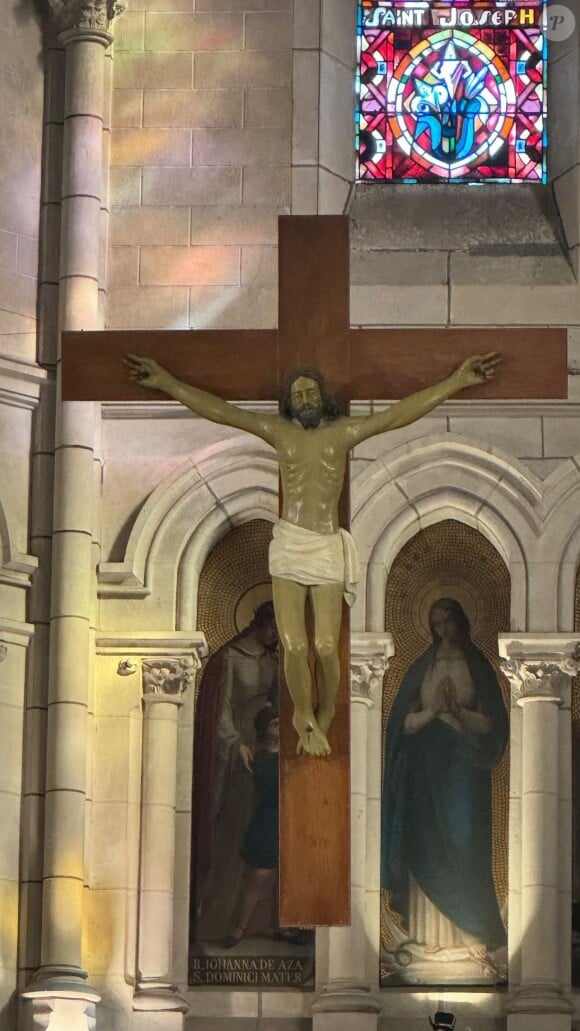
[356,0,547,182]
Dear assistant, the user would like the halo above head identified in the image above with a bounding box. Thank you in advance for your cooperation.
[412,579,482,641]
[234,582,273,634]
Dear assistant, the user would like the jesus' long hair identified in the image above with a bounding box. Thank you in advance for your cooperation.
[279,367,342,422]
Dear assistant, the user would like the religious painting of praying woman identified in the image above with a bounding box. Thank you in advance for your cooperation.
[189,521,314,988]
[380,522,510,987]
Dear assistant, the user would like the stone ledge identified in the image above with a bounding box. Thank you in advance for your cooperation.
[0,355,48,409]
[351,183,566,254]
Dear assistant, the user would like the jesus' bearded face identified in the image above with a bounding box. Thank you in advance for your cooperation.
[290,376,324,428]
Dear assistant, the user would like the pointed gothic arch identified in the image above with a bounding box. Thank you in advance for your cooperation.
[351,434,539,631]
[98,438,278,624]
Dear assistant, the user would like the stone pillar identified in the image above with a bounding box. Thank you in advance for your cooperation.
[291,0,357,214]
[0,628,31,1025]
[499,634,578,1031]
[312,634,392,1031]
[23,1,123,1027]
[20,24,62,993]
[133,654,201,1016]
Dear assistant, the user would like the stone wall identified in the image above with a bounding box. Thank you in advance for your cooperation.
[0,10,43,362]
[106,0,580,332]
[108,0,293,331]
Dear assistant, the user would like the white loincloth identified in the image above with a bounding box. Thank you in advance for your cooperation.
[269,518,360,607]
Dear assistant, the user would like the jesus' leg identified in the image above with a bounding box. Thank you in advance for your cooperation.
[272,576,330,757]
[309,582,343,738]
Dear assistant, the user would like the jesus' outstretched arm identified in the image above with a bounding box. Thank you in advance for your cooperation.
[345,352,501,447]
[124,354,277,445]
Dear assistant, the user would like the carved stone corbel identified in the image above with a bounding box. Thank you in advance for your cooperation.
[116,659,138,677]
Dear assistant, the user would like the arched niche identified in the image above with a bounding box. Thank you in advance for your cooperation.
[97,439,278,629]
[379,518,511,988]
[195,518,273,651]
[184,518,316,991]
[352,434,532,633]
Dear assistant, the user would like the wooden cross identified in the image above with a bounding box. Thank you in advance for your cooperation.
[62,216,566,927]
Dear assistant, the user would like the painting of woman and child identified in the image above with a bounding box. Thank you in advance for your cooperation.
[381,594,509,987]
[189,590,314,988]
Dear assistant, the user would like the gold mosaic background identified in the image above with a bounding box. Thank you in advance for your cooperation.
[196,518,273,658]
[382,519,511,944]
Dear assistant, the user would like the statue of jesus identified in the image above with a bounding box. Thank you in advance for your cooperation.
[124,351,500,757]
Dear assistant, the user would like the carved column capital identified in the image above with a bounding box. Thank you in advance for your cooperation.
[141,654,201,699]
[46,0,124,38]
[350,633,394,706]
[499,634,580,707]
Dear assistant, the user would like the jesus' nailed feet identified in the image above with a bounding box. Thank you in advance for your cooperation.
[292,711,331,758]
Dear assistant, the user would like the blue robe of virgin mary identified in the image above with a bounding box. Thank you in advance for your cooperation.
[381,643,508,950]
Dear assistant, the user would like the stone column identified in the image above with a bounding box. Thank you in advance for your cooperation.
[0,629,31,1023]
[499,634,578,1031]
[133,654,201,1016]
[291,0,356,214]
[20,23,62,993]
[312,634,392,1031]
[23,0,123,1027]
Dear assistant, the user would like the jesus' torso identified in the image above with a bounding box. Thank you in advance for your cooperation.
[271,417,349,535]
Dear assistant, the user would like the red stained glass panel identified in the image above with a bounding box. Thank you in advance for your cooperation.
[356,0,547,182]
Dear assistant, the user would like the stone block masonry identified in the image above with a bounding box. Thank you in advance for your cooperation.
[0,23,43,360]
[108,4,292,331]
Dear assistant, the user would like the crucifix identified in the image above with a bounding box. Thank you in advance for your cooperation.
[62,216,567,927]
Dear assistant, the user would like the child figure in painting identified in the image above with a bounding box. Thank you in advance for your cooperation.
[223,707,280,948]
